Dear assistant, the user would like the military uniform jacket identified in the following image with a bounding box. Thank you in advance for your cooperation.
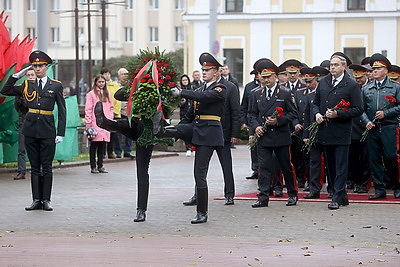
[360,77,400,126]
[1,76,66,139]
[248,84,297,147]
[218,77,241,141]
[312,71,363,145]
[292,88,309,127]
[179,82,227,147]
[240,80,258,125]
[283,80,306,94]
[302,91,316,139]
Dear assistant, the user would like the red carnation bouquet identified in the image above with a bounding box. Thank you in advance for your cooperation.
[360,95,397,142]
[249,107,284,149]
[302,99,350,153]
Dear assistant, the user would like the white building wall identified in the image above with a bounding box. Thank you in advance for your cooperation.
[312,19,335,66]
[373,18,397,62]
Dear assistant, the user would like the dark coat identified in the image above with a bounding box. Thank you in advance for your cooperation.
[1,76,66,139]
[312,71,363,145]
[240,80,258,125]
[178,82,226,147]
[218,77,241,140]
[248,84,297,147]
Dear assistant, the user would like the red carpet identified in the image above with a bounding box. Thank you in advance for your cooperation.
[215,192,400,204]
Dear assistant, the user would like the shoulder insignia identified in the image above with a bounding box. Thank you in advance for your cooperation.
[214,87,222,92]
[48,90,54,93]
[276,88,280,94]
[303,90,307,95]
[51,79,62,83]
[292,96,295,104]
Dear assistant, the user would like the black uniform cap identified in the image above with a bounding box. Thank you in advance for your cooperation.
[282,59,302,73]
[311,66,330,78]
[256,59,279,76]
[388,65,400,79]
[199,52,222,70]
[369,53,391,70]
[331,52,352,66]
[361,57,371,66]
[320,60,330,69]
[349,64,368,78]
[29,50,53,65]
[300,67,314,81]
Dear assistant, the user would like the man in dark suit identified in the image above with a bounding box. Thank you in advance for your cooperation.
[182,66,241,206]
[313,52,363,209]
[1,50,66,211]
[248,59,298,208]
[221,64,239,89]
[162,52,227,224]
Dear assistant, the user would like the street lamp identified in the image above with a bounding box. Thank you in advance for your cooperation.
[78,33,87,106]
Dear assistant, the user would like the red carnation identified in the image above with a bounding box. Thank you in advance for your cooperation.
[165,75,171,80]
[140,78,147,83]
[170,71,175,75]
[144,74,150,78]
[168,82,175,88]
[144,57,149,61]
[148,78,154,83]
[275,107,284,117]
[159,79,165,84]
[385,95,397,103]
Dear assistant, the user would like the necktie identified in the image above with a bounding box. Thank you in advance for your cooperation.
[291,84,295,91]
[377,82,381,88]
[267,88,272,98]
[332,78,337,87]
[38,79,42,91]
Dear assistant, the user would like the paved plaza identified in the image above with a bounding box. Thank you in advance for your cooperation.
[0,145,399,266]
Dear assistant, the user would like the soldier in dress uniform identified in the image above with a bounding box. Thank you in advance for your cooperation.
[302,66,330,199]
[388,65,400,82]
[248,59,299,208]
[1,50,66,211]
[361,53,400,200]
[160,52,227,224]
[361,57,374,83]
[282,59,307,94]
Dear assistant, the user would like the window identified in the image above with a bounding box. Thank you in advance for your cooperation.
[99,27,109,42]
[51,0,60,11]
[226,0,243,12]
[175,27,184,43]
[124,27,133,43]
[4,0,11,11]
[51,27,60,43]
[175,0,184,10]
[27,0,36,11]
[27,27,36,38]
[125,0,133,10]
[347,0,365,10]
[343,47,366,65]
[150,27,158,42]
[150,0,158,10]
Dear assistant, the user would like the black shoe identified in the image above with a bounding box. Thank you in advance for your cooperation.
[14,173,26,180]
[94,101,104,127]
[269,189,274,196]
[191,212,207,224]
[368,192,386,200]
[116,155,122,158]
[123,153,135,159]
[339,197,349,206]
[328,201,339,210]
[25,200,43,211]
[225,196,234,205]
[303,186,310,192]
[133,209,146,222]
[91,168,99,173]
[304,193,320,199]
[251,200,268,208]
[245,172,258,180]
[42,200,53,211]
[275,190,283,197]
[347,182,354,190]
[327,192,333,198]
[356,186,368,194]
[298,182,305,188]
[394,189,400,199]
[98,167,108,173]
[286,196,298,206]
[183,196,197,206]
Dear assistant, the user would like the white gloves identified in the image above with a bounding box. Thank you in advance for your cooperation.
[12,65,33,79]
[171,87,181,96]
[55,136,64,144]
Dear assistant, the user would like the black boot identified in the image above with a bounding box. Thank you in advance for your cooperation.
[157,125,178,139]
[183,195,197,206]
[191,187,208,224]
[133,208,146,222]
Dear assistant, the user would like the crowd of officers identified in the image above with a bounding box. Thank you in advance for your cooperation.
[241,52,400,210]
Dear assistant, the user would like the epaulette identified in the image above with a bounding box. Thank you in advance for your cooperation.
[278,86,290,93]
[51,79,62,83]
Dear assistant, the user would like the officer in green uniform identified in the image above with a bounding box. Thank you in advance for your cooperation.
[361,53,400,199]
[1,50,66,211]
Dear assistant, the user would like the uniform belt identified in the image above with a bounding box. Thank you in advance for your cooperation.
[28,108,53,115]
[133,114,141,118]
[195,115,221,121]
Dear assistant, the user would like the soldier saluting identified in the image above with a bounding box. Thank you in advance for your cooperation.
[1,50,66,211]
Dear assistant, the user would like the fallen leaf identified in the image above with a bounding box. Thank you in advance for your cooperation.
[301,246,309,250]
[394,248,399,254]
[254,257,260,261]
[362,225,372,228]
[350,234,354,237]
[331,245,335,248]
[358,262,363,265]
[375,259,387,262]
[379,226,387,230]
[278,239,292,242]
[304,253,311,256]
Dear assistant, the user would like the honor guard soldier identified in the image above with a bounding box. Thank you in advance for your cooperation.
[248,59,299,208]
[361,53,400,200]
[1,50,66,211]
[159,52,227,224]
[388,65,400,82]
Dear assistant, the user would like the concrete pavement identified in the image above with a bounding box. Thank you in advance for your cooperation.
[0,145,399,266]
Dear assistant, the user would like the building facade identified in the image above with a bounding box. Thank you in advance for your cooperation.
[183,0,400,87]
[0,0,185,85]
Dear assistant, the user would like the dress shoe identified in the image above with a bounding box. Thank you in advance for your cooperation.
[347,182,354,190]
[191,212,208,224]
[116,155,122,158]
[286,196,298,206]
[14,173,26,180]
[368,192,386,200]
[394,189,400,199]
[355,186,368,194]
[42,200,53,211]
[339,197,349,206]
[183,196,197,206]
[225,196,234,205]
[98,167,108,173]
[328,201,339,210]
[133,209,146,222]
[108,153,116,159]
[251,200,268,208]
[275,190,283,197]
[91,168,99,173]
[25,200,43,211]
[245,172,258,180]
[327,192,333,198]
[303,192,320,199]
[123,153,135,159]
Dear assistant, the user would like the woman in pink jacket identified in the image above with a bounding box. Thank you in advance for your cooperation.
[85,75,114,173]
